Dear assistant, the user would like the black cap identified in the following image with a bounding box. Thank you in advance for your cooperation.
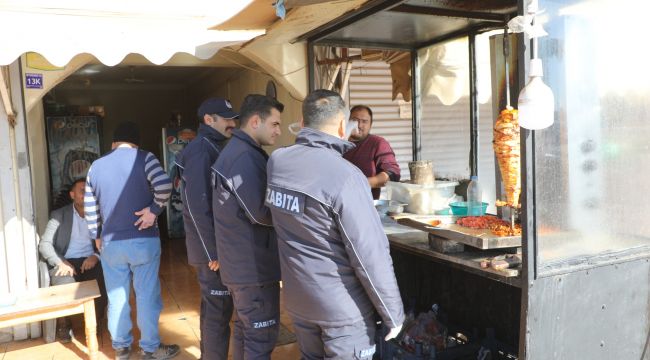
[112,121,140,145]
[197,98,239,119]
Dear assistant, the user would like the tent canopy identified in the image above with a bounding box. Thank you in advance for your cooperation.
[0,0,265,66]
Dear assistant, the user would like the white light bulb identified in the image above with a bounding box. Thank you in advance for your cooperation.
[518,58,555,130]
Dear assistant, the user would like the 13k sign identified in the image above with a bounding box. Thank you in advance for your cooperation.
[25,73,43,89]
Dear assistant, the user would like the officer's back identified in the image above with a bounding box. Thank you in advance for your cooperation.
[266,89,404,360]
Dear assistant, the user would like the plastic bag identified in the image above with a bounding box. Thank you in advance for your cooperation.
[399,304,448,355]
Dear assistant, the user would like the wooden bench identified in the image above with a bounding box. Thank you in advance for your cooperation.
[0,280,101,360]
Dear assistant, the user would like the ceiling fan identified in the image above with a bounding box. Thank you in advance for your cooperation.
[124,66,145,84]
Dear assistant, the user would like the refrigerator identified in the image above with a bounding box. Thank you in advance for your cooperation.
[161,127,196,239]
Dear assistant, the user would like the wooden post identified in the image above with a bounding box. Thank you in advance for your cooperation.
[83,300,99,360]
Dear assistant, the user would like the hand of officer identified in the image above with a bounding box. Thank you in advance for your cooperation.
[95,238,102,252]
[55,260,76,277]
[208,260,220,272]
[385,324,403,341]
[80,255,99,273]
[134,207,156,230]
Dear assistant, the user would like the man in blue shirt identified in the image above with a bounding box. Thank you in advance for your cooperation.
[175,98,238,360]
[85,122,179,360]
[212,94,283,359]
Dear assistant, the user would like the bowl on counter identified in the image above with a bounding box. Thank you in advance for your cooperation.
[373,200,407,216]
[449,201,488,216]
[387,180,459,215]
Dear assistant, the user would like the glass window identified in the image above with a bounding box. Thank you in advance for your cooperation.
[477,31,501,214]
[417,35,498,213]
[536,0,650,266]
[418,37,471,182]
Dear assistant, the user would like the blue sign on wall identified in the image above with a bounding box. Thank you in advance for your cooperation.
[25,73,43,89]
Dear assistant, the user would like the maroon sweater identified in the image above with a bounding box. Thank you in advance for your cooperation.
[343,134,401,199]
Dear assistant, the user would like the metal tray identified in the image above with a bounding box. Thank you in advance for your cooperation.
[396,216,521,250]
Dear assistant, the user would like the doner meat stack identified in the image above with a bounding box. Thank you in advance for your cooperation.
[493,107,521,208]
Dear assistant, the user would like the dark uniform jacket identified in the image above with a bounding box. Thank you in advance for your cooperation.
[266,127,405,328]
[175,123,228,265]
[212,129,280,286]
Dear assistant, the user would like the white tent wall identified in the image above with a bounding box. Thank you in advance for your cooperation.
[239,0,367,101]
[22,54,94,114]
[26,102,50,234]
[0,61,40,342]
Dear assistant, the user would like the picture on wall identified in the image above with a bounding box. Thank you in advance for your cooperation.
[46,116,101,209]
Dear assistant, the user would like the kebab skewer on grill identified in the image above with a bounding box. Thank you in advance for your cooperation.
[493,107,520,234]
[492,28,521,235]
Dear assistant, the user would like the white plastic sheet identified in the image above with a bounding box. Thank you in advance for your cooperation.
[0,0,264,66]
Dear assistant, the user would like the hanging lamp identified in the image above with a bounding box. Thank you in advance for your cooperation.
[512,0,555,130]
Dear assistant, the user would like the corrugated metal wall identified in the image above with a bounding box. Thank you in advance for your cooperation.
[0,62,40,342]
[347,56,496,209]
[348,60,413,179]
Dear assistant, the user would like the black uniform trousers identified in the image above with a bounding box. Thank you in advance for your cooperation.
[229,282,280,360]
[194,265,234,360]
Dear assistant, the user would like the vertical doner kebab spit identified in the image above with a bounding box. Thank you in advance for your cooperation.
[491,29,521,236]
[493,107,521,209]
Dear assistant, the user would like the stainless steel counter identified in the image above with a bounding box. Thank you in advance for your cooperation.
[382,216,522,288]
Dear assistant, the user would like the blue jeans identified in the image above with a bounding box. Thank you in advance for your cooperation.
[101,237,162,352]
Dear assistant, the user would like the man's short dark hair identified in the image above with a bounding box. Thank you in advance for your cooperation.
[350,104,373,123]
[69,178,86,192]
[239,94,284,127]
[302,89,346,129]
[112,121,140,145]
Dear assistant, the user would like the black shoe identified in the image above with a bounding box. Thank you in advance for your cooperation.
[115,346,131,360]
[56,326,72,343]
[140,344,180,359]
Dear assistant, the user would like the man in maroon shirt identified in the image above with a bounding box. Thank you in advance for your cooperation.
[343,105,401,199]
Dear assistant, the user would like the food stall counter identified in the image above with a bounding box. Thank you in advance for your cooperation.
[382,216,523,288]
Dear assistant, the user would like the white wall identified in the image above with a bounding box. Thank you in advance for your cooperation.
[0,61,40,342]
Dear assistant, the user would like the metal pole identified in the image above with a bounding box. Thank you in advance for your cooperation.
[468,33,479,177]
[518,0,537,357]
[411,49,421,161]
[307,42,315,92]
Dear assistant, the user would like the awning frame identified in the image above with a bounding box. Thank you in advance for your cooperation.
[0,66,16,127]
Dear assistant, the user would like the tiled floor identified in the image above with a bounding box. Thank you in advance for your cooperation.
[1,238,300,359]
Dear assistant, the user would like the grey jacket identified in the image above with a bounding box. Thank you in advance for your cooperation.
[212,129,280,286]
[266,128,405,328]
[39,204,96,268]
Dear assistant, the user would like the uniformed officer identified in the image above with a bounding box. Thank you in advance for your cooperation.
[211,94,284,359]
[175,98,237,360]
[266,89,404,360]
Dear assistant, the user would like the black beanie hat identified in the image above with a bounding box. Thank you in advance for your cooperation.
[112,121,140,145]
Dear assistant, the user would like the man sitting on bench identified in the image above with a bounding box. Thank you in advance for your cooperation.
[39,178,107,342]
